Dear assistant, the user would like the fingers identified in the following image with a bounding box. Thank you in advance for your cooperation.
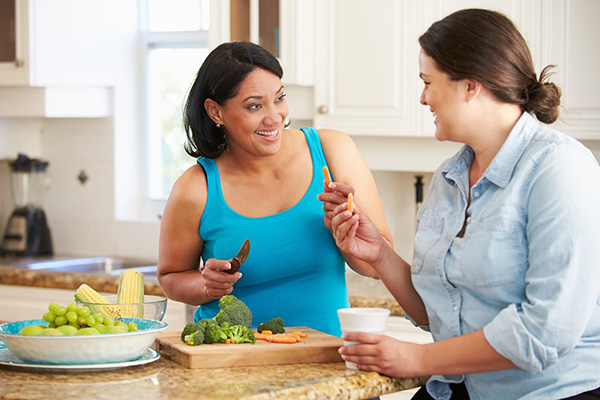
[318,182,355,206]
[202,258,241,298]
[330,205,359,245]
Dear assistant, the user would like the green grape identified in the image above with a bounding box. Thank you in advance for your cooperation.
[55,315,67,326]
[77,316,87,326]
[94,313,105,323]
[67,302,77,313]
[127,322,138,332]
[40,328,63,336]
[69,321,80,329]
[115,321,127,329]
[94,324,108,334]
[103,316,115,327]
[48,302,60,312]
[66,311,78,323]
[57,325,78,335]
[54,306,67,316]
[47,321,57,328]
[77,327,100,335]
[19,325,44,335]
[106,326,128,334]
[42,311,57,323]
[85,315,97,326]
[78,306,91,317]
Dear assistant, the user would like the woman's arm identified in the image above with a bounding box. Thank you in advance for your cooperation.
[339,329,515,378]
[157,164,239,305]
[318,129,393,278]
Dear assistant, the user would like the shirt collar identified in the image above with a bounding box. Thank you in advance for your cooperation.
[485,112,538,188]
[441,112,539,188]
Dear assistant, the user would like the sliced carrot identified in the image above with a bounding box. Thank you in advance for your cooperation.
[289,331,308,338]
[348,192,354,212]
[254,332,268,340]
[260,330,272,335]
[322,166,332,185]
[225,338,231,344]
[266,334,300,344]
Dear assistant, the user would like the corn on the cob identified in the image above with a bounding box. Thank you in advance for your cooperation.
[74,284,121,318]
[116,269,145,318]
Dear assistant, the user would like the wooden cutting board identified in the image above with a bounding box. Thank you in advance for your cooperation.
[153,326,344,369]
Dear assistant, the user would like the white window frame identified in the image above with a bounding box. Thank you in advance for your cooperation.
[139,2,210,219]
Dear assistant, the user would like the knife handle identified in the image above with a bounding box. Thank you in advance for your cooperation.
[227,258,241,274]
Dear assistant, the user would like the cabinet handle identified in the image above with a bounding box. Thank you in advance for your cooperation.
[14,59,25,68]
[318,105,329,114]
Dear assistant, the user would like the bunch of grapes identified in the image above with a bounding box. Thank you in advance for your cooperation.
[19,302,139,336]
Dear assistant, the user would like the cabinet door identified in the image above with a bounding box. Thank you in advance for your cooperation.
[212,0,314,86]
[543,0,600,140]
[0,0,30,86]
[314,0,423,137]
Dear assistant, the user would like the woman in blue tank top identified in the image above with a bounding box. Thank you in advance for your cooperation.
[157,41,392,337]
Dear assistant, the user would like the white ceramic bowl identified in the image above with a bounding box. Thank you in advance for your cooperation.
[76,295,168,321]
[0,318,167,365]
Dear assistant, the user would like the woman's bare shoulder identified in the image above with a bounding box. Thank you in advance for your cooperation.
[168,163,208,207]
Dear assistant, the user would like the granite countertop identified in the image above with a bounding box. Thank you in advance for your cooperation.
[0,261,422,399]
[0,356,427,400]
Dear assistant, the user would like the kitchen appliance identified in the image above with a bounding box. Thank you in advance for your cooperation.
[0,154,53,256]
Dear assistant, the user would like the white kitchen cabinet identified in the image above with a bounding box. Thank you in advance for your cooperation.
[0,0,30,86]
[210,0,314,86]
[542,0,600,140]
[313,0,600,140]
[313,0,423,137]
[0,284,186,331]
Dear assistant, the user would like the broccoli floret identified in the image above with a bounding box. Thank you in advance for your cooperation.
[257,317,285,334]
[180,318,216,343]
[204,323,228,344]
[227,325,257,344]
[184,330,204,346]
[180,320,205,341]
[214,295,252,328]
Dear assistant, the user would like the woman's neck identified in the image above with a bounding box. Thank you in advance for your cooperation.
[468,103,522,186]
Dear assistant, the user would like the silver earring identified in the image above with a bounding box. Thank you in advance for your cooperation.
[216,123,221,128]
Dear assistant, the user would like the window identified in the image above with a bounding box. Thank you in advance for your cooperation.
[142,0,210,201]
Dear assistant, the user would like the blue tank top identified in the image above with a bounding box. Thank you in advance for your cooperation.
[195,127,349,336]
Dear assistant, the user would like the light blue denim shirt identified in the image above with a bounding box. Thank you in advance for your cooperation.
[410,112,600,399]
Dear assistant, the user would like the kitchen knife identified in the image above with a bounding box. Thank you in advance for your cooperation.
[227,238,250,274]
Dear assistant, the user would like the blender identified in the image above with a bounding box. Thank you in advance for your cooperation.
[1,154,53,256]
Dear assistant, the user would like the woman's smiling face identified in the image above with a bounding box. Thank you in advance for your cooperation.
[418,48,468,143]
[217,67,289,157]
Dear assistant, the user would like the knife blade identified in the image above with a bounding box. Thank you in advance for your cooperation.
[227,238,250,274]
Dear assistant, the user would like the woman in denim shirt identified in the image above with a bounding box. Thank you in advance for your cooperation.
[320,8,600,400]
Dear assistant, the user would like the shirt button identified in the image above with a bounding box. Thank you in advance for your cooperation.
[473,190,480,197]
[453,305,458,311]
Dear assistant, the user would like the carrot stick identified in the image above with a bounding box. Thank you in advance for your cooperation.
[266,334,300,344]
[348,192,354,212]
[322,166,332,185]
[289,331,308,338]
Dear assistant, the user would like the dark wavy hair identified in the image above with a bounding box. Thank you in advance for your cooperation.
[183,41,283,159]
[419,8,560,124]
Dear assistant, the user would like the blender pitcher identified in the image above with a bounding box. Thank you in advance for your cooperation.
[0,154,53,256]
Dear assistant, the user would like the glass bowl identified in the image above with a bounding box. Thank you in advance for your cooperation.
[76,295,167,321]
[0,318,167,365]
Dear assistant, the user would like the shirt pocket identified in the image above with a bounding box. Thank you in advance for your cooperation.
[460,214,527,287]
[412,214,445,275]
